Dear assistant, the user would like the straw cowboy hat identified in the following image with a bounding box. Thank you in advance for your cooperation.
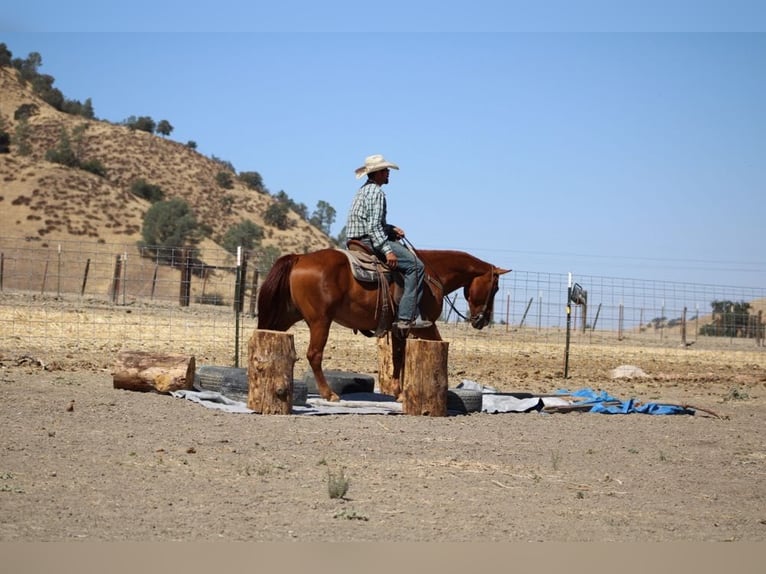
[355,154,399,179]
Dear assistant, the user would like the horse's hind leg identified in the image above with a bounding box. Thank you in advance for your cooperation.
[306,320,340,402]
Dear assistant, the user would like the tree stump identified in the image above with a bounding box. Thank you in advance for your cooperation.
[112,351,195,394]
[247,329,296,414]
[377,336,396,395]
[402,339,449,416]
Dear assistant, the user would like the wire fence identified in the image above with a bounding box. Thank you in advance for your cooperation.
[1,237,764,371]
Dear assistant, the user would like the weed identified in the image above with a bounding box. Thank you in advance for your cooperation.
[327,468,349,499]
[334,508,368,521]
[551,450,562,471]
[659,451,668,462]
[724,388,749,401]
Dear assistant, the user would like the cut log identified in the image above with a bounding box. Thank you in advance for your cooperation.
[376,332,407,397]
[376,336,397,396]
[112,351,195,394]
[402,339,449,416]
[247,329,296,414]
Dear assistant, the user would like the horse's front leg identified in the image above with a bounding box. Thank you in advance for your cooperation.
[306,320,340,402]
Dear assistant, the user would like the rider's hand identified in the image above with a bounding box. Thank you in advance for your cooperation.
[393,227,405,239]
[386,252,398,268]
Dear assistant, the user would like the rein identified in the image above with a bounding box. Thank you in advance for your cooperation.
[401,237,496,326]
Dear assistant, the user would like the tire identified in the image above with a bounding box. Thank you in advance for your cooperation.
[196,365,308,406]
[447,388,483,414]
[301,370,375,396]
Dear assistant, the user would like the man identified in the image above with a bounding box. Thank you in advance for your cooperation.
[346,154,431,331]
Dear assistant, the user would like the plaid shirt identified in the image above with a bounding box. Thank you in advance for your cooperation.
[345,181,393,255]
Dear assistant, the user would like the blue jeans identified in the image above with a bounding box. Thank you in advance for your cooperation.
[385,241,425,322]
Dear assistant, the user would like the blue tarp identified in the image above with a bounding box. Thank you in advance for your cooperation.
[556,388,695,415]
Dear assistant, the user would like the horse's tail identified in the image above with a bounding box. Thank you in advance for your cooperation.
[257,254,298,330]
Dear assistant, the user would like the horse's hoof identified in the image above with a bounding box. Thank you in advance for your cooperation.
[329,393,341,402]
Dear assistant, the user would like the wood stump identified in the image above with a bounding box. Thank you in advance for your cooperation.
[402,339,449,417]
[247,329,296,414]
[377,336,397,396]
[112,350,195,393]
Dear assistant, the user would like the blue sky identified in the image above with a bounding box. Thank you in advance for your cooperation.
[2,2,765,288]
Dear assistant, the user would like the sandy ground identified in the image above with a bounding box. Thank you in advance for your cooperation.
[1,319,765,542]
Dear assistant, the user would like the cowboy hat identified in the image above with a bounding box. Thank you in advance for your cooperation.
[354,154,399,179]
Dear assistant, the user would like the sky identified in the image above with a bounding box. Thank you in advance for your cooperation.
[2,2,765,289]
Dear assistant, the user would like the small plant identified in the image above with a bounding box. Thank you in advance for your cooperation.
[659,451,668,462]
[551,450,562,471]
[724,387,749,401]
[327,468,349,499]
[334,508,368,521]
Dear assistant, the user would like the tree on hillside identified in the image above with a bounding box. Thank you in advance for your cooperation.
[238,171,266,192]
[221,220,265,255]
[156,119,173,137]
[264,202,291,230]
[216,171,234,189]
[0,43,11,67]
[309,200,336,235]
[140,198,202,261]
[124,116,156,134]
[130,179,165,203]
[699,300,754,338]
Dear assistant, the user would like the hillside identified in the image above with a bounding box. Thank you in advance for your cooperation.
[0,65,334,264]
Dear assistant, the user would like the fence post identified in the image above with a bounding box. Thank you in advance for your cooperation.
[618,303,624,341]
[81,258,90,297]
[150,262,158,300]
[234,246,243,367]
[56,244,62,298]
[681,306,687,346]
[111,254,122,304]
[591,303,602,331]
[519,297,533,328]
[0,252,4,291]
[41,258,49,295]
[249,267,259,319]
[179,248,191,307]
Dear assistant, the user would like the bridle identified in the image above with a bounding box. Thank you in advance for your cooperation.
[402,238,498,327]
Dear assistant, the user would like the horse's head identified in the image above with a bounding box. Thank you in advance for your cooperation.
[463,266,510,329]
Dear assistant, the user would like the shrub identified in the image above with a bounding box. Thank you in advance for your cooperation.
[130,179,165,203]
[221,220,264,255]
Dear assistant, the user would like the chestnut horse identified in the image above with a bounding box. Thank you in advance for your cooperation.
[256,248,510,401]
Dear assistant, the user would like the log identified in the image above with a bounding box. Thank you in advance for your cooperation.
[112,350,195,393]
[247,329,296,414]
[402,339,449,416]
[376,336,397,396]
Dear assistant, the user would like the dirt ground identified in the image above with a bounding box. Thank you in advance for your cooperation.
[1,321,765,542]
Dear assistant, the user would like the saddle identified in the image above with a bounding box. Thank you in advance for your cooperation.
[340,240,401,337]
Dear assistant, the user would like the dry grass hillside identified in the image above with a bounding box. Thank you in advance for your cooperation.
[0,66,334,263]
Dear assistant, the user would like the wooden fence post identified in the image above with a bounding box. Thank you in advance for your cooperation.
[80,258,90,297]
[179,248,191,307]
[111,254,122,304]
[402,339,449,417]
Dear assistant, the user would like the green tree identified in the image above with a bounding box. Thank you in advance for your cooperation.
[45,128,78,167]
[156,119,173,137]
[124,115,156,133]
[238,171,265,192]
[221,220,265,255]
[264,202,291,230]
[140,198,201,260]
[14,119,31,155]
[255,245,282,273]
[215,170,234,189]
[186,140,197,150]
[0,43,11,67]
[309,200,336,235]
[130,179,165,203]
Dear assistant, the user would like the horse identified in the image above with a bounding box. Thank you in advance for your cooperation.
[256,247,510,401]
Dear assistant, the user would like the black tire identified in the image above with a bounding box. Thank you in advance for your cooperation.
[301,370,375,396]
[447,388,483,414]
[196,365,308,406]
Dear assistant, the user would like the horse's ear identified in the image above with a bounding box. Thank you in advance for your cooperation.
[494,267,511,275]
